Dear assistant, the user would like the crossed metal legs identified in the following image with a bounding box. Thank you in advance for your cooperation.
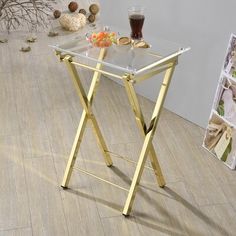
[60,48,176,216]
[61,48,112,188]
[122,64,176,215]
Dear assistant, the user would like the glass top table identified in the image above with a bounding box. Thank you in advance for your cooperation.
[51,25,190,216]
[51,26,190,76]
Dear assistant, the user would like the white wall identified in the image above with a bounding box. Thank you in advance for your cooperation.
[99,0,235,128]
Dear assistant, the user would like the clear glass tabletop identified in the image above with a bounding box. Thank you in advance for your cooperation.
[51,25,189,75]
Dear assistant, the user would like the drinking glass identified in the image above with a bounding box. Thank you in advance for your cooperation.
[128,6,145,40]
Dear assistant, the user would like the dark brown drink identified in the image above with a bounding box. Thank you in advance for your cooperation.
[129,14,145,40]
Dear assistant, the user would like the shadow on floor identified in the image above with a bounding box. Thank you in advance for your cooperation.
[65,165,229,236]
[66,188,186,236]
[110,165,230,236]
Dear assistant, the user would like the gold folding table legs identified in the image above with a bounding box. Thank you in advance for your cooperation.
[122,63,176,215]
[61,48,113,188]
[60,48,177,216]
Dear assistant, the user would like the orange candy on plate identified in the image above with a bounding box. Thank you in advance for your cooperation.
[88,31,116,48]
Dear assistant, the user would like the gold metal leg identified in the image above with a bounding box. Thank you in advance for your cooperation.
[61,48,112,188]
[123,76,165,188]
[123,61,176,216]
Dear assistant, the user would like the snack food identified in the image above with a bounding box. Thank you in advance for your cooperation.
[116,37,131,45]
[133,40,150,48]
[87,31,116,48]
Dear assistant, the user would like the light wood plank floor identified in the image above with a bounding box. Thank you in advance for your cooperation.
[1,30,236,236]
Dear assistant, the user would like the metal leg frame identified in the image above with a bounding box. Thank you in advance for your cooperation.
[60,48,177,216]
[122,60,176,216]
[61,48,113,188]
[123,76,165,188]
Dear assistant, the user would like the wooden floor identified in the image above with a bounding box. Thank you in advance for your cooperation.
[1,30,236,236]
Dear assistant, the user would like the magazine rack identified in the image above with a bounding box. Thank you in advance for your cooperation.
[203,34,236,170]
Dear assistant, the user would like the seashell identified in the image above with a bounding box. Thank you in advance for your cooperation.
[26,36,37,43]
[20,45,31,52]
[48,31,59,37]
[0,38,8,43]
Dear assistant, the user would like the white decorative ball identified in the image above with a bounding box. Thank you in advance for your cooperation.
[59,13,86,31]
